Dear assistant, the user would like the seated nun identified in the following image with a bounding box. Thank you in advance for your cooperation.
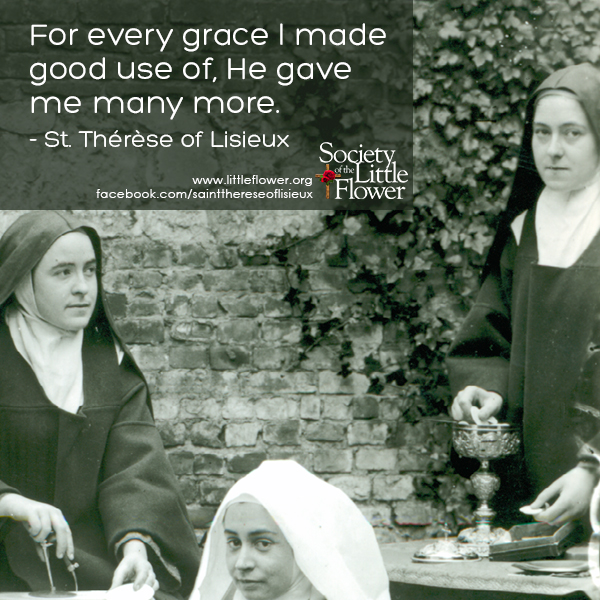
[190,460,390,600]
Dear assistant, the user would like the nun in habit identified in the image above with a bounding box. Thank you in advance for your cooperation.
[448,63,600,525]
[0,211,200,598]
[190,460,390,600]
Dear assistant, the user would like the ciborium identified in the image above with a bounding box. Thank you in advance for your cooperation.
[453,421,520,556]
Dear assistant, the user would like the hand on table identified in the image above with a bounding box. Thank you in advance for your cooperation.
[111,539,159,592]
[0,493,73,560]
[527,465,598,525]
[450,386,503,423]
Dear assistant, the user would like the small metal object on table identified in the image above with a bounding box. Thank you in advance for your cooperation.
[453,421,520,556]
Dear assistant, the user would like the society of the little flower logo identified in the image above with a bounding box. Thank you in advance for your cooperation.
[317,143,409,203]
[315,164,340,199]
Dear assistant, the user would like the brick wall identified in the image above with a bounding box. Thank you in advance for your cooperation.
[0,210,449,543]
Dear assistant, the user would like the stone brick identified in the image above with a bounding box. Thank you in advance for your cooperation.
[104,292,127,318]
[247,372,317,395]
[255,397,298,420]
[217,320,259,344]
[223,397,255,420]
[157,421,186,448]
[228,452,267,474]
[356,449,398,471]
[249,270,288,293]
[153,370,206,394]
[299,346,341,372]
[225,422,261,447]
[118,318,164,344]
[219,295,262,317]
[200,479,235,505]
[358,505,394,527]
[380,398,403,421]
[194,453,225,475]
[191,295,219,318]
[209,247,238,269]
[130,346,167,371]
[210,345,251,370]
[397,449,431,472]
[202,271,251,292]
[263,297,293,317]
[181,398,222,421]
[151,398,180,421]
[348,422,388,445]
[300,396,320,420]
[80,0,167,22]
[319,371,370,395]
[253,347,297,370]
[322,396,352,420]
[179,244,208,267]
[130,271,163,289]
[313,449,353,473]
[169,345,209,369]
[165,271,203,291]
[171,320,213,341]
[190,421,224,448]
[352,396,380,419]
[263,421,301,446]
[239,252,270,267]
[305,422,345,442]
[142,243,172,268]
[129,301,162,317]
[394,499,444,527]
[328,475,372,501]
[177,476,199,504]
[308,269,347,291]
[373,475,414,501]
[169,451,194,475]
[261,321,302,344]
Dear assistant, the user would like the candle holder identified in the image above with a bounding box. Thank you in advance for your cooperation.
[453,421,520,556]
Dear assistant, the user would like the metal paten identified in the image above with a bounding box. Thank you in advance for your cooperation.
[453,421,521,557]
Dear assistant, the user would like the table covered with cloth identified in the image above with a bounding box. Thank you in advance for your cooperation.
[381,541,600,600]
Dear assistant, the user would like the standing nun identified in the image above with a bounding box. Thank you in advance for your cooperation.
[448,63,600,526]
[0,211,200,598]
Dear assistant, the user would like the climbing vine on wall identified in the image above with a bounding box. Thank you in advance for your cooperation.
[276,0,600,529]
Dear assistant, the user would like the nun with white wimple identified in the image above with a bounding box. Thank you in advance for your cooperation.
[190,460,390,600]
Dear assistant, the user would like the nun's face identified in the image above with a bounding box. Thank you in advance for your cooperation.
[224,502,296,600]
[33,232,98,332]
[532,94,600,191]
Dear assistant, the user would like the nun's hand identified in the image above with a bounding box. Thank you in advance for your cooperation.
[111,540,159,592]
[529,466,598,525]
[450,386,503,422]
[0,493,73,560]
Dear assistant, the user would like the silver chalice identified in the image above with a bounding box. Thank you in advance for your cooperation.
[453,421,520,556]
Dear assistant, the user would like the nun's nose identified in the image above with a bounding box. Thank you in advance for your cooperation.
[234,545,255,571]
[547,133,564,158]
[72,271,90,295]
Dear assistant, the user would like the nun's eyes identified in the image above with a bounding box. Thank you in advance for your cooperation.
[84,264,97,276]
[255,539,273,551]
[54,267,73,278]
[226,537,242,550]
